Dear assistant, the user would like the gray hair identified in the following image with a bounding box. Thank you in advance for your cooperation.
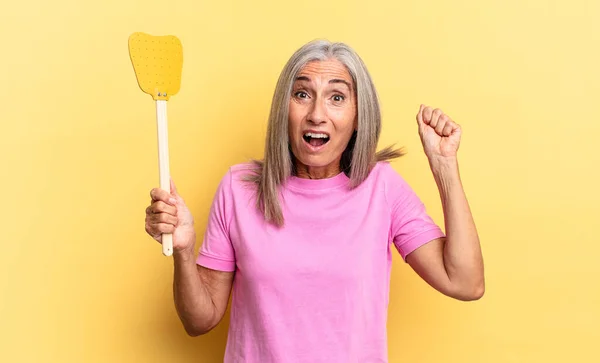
[245,39,403,227]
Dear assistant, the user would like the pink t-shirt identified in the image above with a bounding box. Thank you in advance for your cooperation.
[196,161,445,362]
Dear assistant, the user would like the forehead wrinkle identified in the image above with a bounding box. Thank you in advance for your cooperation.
[297,60,352,83]
[328,79,352,91]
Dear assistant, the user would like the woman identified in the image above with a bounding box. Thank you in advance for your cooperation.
[145,40,484,362]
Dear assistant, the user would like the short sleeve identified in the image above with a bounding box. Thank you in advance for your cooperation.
[196,169,236,272]
[383,164,445,262]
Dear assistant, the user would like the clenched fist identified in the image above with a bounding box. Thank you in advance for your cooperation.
[145,179,196,255]
[416,104,462,160]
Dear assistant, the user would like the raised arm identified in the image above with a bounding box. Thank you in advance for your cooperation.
[145,180,234,335]
[405,105,484,301]
[173,250,234,336]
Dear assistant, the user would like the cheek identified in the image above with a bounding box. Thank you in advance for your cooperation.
[332,108,357,135]
[288,108,307,150]
[288,102,304,129]
[287,104,298,136]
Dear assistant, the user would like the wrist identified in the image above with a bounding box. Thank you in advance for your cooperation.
[173,244,196,263]
[428,156,461,192]
[429,155,458,174]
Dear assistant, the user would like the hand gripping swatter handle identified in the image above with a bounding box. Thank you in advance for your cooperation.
[128,32,182,257]
[156,100,173,256]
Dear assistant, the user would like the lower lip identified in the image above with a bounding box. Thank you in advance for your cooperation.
[302,138,329,152]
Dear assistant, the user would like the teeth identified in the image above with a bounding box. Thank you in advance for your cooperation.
[304,132,329,138]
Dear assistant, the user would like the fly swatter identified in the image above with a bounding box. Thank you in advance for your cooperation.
[128,32,183,256]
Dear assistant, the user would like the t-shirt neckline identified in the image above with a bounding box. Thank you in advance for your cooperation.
[286,170,350,190]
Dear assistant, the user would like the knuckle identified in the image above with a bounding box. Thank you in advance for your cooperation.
[158,201,173,214]
[159,223,174,233]
[151,189,165,201]
[160,213,175,224]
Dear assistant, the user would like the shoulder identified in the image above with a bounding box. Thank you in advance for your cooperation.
[229,161,260,173]
[368,161,415,203]
[217,161,260,193]
[228,161,260,179]
[369,161,409,187]
[208,162,259,209]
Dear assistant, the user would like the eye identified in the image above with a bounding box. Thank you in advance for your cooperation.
[332,94,345,102]
[294,91,309,99]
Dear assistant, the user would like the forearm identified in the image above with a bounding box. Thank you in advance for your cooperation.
[430,156,484,297]
[173,243,218,336]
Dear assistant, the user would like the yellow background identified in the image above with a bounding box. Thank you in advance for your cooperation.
[1,0,599,362]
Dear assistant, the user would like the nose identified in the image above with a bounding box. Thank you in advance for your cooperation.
[307,98,327,125]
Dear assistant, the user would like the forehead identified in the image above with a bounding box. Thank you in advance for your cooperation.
[296,59,352,83]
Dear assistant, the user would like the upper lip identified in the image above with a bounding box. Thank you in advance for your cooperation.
[302,130,330,138]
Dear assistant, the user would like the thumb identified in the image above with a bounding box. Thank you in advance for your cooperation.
[170,178,179,197]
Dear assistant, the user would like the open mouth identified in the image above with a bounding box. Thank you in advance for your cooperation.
[303,132,330,147]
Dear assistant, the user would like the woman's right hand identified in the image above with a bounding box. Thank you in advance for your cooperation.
[145,179,196,254]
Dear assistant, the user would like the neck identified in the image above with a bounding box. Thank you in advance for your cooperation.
[295,161,341,179]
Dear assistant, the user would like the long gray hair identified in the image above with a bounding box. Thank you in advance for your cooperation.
[245,39,403,227]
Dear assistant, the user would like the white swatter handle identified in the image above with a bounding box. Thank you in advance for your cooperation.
[156,100,173,256]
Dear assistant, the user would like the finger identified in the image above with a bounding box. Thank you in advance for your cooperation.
[429,108,443,129]
[148,212,178,226]
[158,212,178,225]
[154,222,176,234]
[454,123,462,133]
[150,188,176,206]
[145,223,160,240]
[150,201,177,216]
[146,220,177,234]
[145,220,165,238]
[416,104,425,126]
[442,122,454,136]
[422,106,433,125]
[435,114,448,135]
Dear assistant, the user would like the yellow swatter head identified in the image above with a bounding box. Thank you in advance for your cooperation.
[128,32,183,101]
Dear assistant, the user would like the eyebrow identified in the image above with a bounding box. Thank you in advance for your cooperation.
[295,76,352,90]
